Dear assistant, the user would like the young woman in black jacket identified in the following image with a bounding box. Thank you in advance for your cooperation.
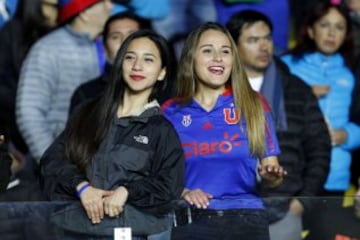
[40,29,184,240]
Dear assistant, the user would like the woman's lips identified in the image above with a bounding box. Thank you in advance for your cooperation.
[130,74,145,80]
[324,40,335,46]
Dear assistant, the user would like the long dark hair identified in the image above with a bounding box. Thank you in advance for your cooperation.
[288,1,354,68]
[64,29,174,172]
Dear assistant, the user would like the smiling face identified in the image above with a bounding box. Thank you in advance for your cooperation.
[236,21,273,77]
[308,7,347,55]
[194,29,233,92]
[122,37,166,96]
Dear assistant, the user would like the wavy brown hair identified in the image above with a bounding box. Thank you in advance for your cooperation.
[176,22,266,157]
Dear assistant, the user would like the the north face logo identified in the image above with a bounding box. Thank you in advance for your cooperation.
[134,135,149,144]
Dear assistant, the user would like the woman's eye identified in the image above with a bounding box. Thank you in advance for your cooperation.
[336,25,346,31]
[145,58,154,62]
[125,55,134,60]
[222,49,231,55]
[202,49,212,54]
[319,22,329,28]
[248,37,257,43]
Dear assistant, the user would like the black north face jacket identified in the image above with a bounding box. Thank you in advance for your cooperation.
[40,105,185,216]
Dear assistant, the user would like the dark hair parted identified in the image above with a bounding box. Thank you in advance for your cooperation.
[226,10,273,44]
[64,29,174,172]
[176,22,266,157]
[288,1,354,68]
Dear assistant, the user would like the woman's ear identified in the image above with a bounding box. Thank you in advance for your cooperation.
[157,68,166,81]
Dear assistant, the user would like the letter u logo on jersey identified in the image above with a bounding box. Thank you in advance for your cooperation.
[223,108,239,124]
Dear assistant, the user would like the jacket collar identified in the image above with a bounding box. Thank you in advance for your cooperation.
[115,100,161,126]
[303,52,344,67]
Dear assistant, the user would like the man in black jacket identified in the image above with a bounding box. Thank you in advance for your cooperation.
[226,10,331,240]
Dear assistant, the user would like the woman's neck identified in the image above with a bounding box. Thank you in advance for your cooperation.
[117,91,150,117]
[194,86,226,111]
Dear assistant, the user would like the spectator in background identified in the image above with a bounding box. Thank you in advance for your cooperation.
[111,0,170,20]
[69,11,152,114]
[0,0,18,28]
[0,134,12,193]
[0,0,58,163]
[281,2,360,238]
[351,56,360,219]
[213,0,290,53]
[152,0,216,40]
[345,0,360,57]
[92,0,170,76]
[40,29,184,239]
[16,0,113,163]
[348,0,360,222]
[162,22,285,240]
[152,0,217,59]
[226,10,331,240]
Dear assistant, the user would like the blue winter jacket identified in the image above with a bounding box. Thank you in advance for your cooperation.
[282,52,360,191]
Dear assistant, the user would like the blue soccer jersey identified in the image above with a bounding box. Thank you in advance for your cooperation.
[162,89,280,210]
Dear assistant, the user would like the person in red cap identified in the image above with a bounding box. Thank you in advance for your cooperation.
[59,0,105,24]
[16,0,113,164]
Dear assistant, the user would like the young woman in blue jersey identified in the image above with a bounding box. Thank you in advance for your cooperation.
[162,22,286,240]
[40,29,184,240]
[281,2,360,239]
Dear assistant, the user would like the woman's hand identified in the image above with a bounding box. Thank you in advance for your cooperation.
[312,85,330,98]
[77,182,113,224]
[103,186,128,218]
[182,188,213,209]
[259,156,287,187]
[330,129,347,146]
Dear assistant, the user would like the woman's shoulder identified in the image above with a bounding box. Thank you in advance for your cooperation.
[146,113,181,140]
[160,98,177,112]
[160,97,189,115]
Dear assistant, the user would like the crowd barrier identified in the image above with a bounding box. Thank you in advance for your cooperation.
[0,197,359,239]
